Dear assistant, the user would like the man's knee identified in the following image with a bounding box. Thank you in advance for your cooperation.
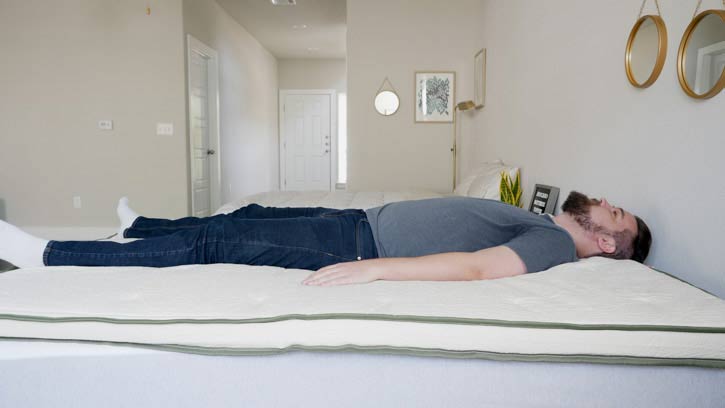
[229,203,265,218]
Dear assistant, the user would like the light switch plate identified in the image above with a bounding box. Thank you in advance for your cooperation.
[157,123,174,136]
[98,120,113,130]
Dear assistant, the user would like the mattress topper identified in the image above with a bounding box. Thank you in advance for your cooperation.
[1,258,724,368]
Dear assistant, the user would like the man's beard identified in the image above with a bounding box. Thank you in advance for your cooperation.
[561,191,604,233]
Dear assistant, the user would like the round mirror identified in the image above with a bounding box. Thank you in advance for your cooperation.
[374,90,400,116]
[677,10,725,99]
[625,15,667,88]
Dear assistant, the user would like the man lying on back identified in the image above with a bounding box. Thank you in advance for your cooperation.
[0,191,651,286]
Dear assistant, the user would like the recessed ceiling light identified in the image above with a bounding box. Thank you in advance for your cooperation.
[306,47,319,52]
[292,24,307,29]
[270,0,296,5]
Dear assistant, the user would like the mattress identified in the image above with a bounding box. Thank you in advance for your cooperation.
[1,257,724,368]
[214,189,446,214]
[2,340,724,408]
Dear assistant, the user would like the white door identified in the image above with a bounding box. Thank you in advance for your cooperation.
[281,92,335,191]
[187,35,220,217]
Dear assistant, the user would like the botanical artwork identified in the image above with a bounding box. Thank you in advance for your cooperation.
[415,72,455,122]
[418,76,450,115]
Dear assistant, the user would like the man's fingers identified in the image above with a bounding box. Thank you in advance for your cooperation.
[320,276,356,286]
[303,266,340,283]
[305,270,350,286]
[307,272,344,285]
[304,270,339,284]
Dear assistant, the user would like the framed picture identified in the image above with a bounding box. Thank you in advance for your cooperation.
[415,71,455,123]
[474,48,486,109]
[529,184,560,215]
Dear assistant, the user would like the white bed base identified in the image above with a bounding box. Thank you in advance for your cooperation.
[2,340,724,408]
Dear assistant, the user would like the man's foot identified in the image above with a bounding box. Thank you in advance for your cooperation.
[117,197,140,238]
[0,220,48,268]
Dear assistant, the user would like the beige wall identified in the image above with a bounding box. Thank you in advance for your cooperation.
[346,0,486,192]
[183,0,280,203]
[470,0,725,297]
[278,58,347,92]
[0,0,188,230]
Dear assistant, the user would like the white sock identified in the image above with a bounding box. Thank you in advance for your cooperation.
[0,220,48,268]
[117,197,140,237]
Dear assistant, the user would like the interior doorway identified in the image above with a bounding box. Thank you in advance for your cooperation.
[279,90,338,191]
[186,35,220,216]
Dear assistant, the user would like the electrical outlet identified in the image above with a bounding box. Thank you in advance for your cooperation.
[98,120,113,130]
[73,196,82,209]
[156,123,174,136]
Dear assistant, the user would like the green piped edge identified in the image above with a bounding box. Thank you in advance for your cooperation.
[2,312,725,333]
[651,267,718,297]
[2,337,724,369]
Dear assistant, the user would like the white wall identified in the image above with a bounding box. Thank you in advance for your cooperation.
[0,0,188,230]
[470,0,725,297]
[346,0,486,192]
[183,0,280,203]
[278,58,346,92]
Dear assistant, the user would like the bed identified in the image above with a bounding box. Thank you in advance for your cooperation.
[1,257,724,406]
[2,189,725,407]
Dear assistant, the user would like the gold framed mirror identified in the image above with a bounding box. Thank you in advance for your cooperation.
[625,1,667,88]
[677,4,725,99]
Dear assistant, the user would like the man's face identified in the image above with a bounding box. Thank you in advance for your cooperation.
[561,191,637,236]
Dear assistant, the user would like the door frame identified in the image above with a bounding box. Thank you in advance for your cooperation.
[278,89,338,191]
[186,34,221,215]
[695,40,725,94]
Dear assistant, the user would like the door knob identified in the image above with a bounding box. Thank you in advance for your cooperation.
[207,149,216,155]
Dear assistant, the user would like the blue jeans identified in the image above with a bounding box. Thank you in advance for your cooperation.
[43,204,378,270]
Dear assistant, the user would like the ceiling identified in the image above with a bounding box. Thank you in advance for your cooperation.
[216,0,347,59]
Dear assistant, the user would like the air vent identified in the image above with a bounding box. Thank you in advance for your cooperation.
[270,0,296,5]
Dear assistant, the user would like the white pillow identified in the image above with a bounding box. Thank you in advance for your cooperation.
[454,160,503,195]
[455,160,519,200]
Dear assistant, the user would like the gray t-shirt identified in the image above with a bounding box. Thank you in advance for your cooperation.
[365,197,577,273]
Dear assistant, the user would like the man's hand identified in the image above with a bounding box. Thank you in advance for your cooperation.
[303,260,381,286]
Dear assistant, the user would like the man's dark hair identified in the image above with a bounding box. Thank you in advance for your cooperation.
[631,216,652,263]
[601,215,652,263]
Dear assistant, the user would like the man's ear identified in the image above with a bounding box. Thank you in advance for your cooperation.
[597,234,616,254]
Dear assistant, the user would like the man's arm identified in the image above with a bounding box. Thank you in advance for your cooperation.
[302,246,527,286]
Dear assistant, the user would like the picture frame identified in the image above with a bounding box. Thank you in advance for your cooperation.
[474,48,486,109]
[529,184,560,215]
[414,71,456,123]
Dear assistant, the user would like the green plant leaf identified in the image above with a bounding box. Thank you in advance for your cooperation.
[500,170,517,206]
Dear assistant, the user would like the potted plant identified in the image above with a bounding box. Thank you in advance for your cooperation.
[499,170,522,208]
